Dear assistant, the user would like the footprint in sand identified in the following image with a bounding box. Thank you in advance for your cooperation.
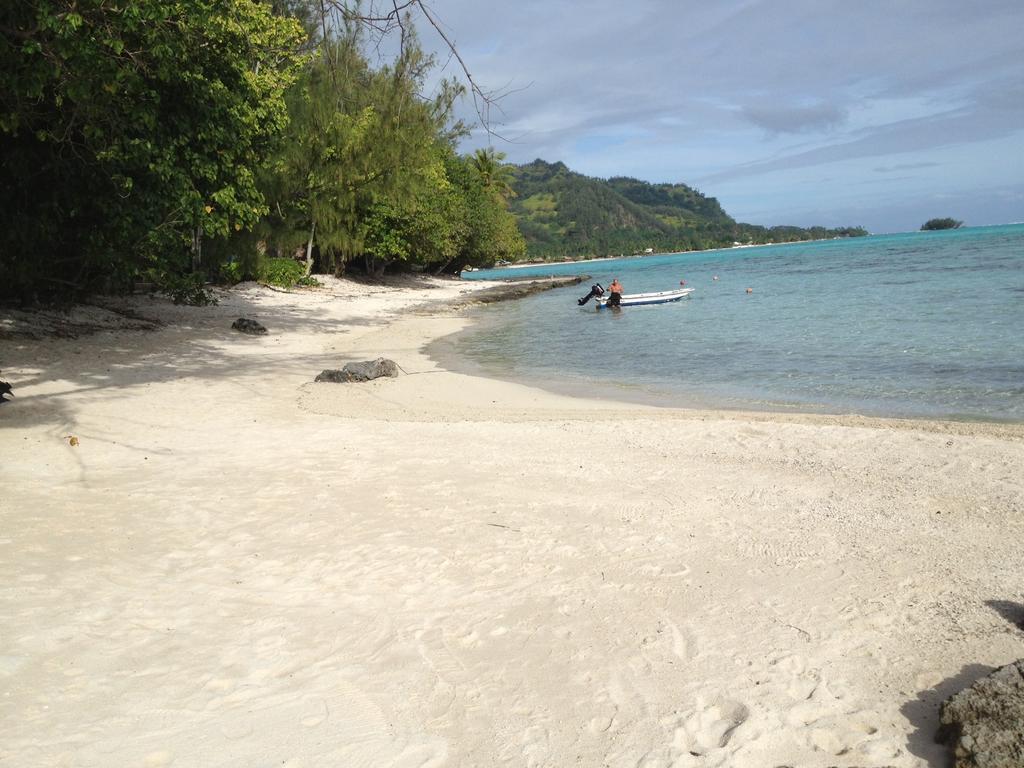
[300,696,328,728]
[588,711,616,734]
[806,727,845,755]
[639,619,698,667]
[143,752,175,768]
[220,718,254,740]
[786,672,819,701]
[521,724,552,766]
[671,699,749,756]
[457,630,480,647]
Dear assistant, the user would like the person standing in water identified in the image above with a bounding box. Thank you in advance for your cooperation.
[608,278,623,307]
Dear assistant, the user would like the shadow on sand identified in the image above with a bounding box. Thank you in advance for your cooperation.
[899,599,1024,767]
[0,285,404,432]
[901,662,992,768]
[985,600,1024,631]
[0,276,582,432]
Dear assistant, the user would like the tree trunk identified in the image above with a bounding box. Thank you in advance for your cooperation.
[433,257,455,276]
[304,220,316,277]
[191,226,203,271]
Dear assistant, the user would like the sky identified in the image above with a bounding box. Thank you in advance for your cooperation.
[403,0,1024,233]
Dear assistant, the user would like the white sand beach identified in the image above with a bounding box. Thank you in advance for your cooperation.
[1,277,1022,768]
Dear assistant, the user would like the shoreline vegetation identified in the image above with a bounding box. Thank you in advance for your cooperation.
[2,276,1022,767]
[0,5,530,305]
[484,233,839,271]
[1,5,865,306]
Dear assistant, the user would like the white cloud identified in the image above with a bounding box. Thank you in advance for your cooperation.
[409,0,1024,231]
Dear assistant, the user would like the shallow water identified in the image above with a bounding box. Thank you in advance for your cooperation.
[445,225,1024,422]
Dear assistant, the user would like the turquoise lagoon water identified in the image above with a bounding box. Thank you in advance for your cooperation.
[443,224,1024,422]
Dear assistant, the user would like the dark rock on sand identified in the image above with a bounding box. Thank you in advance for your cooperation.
[315,358,400,383]
[0,380,12,403]
[937,659,1024,767]
[231,318,267,335]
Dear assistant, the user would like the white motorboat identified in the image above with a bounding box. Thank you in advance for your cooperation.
[596,287,694,309]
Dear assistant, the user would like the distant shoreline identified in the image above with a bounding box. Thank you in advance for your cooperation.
[476,222,1024,273]
[486,236,848,271]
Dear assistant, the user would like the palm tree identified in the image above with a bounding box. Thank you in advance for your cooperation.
[470,147,516,201]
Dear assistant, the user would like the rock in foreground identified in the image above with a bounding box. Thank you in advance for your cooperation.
[937,659,1024,767]
[316,358,400,383]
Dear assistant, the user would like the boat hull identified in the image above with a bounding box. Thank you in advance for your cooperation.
[596,287,693,308]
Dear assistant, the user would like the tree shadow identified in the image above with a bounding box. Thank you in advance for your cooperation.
[985,600,1024,630]
[0,285,406,431]
[0,275,577,431]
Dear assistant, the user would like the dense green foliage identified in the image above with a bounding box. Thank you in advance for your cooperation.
[0,1,523,301]
[258,257,306,287]
[508,160,868,260]
[921,218,964,231]
[0,0,305,300]
[255,28,524,278]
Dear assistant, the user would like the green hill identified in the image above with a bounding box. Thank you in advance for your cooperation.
[508,159,866,260]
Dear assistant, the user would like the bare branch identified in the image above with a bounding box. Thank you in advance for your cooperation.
[391,0,406,51]
[413,1,502,138]
[317,0,512,139]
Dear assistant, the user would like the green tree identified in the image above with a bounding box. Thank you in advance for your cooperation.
[263,24,463,276]
[0,0,304,300]
[364,151,470,275]
[470,147,517,201]
[921,217,964,231]
[451,153,525,268]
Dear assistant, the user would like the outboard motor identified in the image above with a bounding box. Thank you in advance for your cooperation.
[577,283,605,305]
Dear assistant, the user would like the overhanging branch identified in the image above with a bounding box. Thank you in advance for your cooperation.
[320,0,512,139]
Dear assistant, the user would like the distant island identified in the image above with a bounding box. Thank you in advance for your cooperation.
[507,159,868,262]
[921,218,964,231]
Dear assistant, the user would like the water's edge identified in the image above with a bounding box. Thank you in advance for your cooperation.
[426,291,1024,426]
